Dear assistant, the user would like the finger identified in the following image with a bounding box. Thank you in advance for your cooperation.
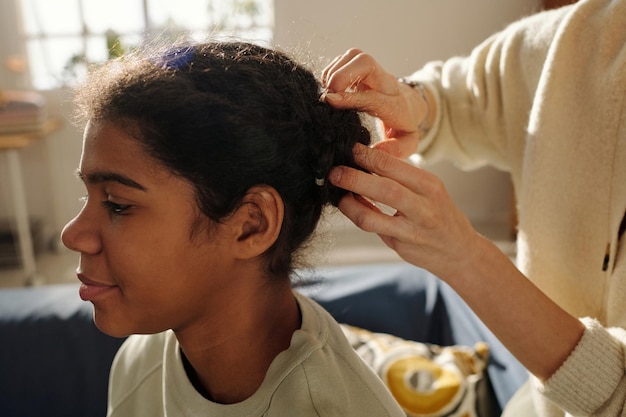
[351,143,440,196]
[337,192,417,242]
[321,48,363,86]
[325,52,396,94]
[354,192,398,216]
[322,48,366,89]
[323,89,400,120]
[321,55,342,86]
[372,139,403,158]
[329,163,428,223]
[352,193,380,213]
[339,193,415,261]
[372,137,420,159]
[350,192,394,217]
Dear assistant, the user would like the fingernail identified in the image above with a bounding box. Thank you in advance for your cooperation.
[328,167,342,184]
[324,92,342,102]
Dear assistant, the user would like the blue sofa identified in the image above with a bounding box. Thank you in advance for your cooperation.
[0,263,527,417]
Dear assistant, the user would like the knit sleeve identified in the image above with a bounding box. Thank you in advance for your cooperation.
[405,5,571,172]
[534,317,626,416]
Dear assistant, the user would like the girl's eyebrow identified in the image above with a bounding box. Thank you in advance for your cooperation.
[74,169,147,191]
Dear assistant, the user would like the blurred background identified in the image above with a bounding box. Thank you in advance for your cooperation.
[0,0,546,284]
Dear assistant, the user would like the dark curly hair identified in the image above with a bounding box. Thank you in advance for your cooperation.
[74,41,371,278]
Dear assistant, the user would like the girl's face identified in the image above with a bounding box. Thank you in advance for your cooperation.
[62,121,237,337]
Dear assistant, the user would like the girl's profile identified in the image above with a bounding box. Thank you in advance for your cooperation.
[61,41,405,416]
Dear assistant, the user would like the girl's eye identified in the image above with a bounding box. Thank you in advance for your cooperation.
[102,200,132,215]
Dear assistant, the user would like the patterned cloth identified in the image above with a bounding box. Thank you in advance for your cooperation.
[342,325,496,417]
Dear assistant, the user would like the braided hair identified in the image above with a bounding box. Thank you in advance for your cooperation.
[74,41,371,278]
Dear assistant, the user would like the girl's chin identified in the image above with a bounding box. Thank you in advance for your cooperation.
[93,318,133,338]
[93,311,168,338]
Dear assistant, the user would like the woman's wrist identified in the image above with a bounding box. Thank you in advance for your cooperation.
[397,78,436,137]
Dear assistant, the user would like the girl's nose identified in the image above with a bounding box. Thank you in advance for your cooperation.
[61,208,102,255]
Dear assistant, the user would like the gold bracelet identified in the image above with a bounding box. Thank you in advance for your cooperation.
[398,77,431,136]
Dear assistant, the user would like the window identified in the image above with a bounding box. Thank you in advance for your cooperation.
[18,0,274,90]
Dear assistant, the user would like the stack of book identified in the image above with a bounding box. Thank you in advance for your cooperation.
[0,90,47,135]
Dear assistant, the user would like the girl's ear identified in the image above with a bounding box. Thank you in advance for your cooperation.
[230,185,284,260]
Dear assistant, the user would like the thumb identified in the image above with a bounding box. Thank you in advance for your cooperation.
[324,90,395,120]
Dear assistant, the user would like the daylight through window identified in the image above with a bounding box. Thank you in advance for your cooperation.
[18,0,274,89]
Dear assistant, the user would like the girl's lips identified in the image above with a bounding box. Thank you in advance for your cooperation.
[77,275,118,302]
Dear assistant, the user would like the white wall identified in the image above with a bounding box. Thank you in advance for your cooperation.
[0,0,542,247]
[274,0,540,71]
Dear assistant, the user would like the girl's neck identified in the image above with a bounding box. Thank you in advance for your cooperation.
[175,282,301,404]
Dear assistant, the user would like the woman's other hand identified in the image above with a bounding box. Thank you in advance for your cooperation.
[322,49,431,159]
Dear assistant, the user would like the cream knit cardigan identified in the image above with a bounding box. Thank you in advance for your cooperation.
[408,0,626,415]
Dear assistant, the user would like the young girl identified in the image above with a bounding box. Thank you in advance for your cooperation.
[61,41,405,416]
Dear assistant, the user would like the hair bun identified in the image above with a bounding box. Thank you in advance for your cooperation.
[306,100,370,206]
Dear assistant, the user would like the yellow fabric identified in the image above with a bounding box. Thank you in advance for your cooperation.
[341,325,490,417]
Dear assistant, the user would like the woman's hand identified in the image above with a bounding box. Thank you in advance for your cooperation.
[329,143,481,282]
[330,144,587,380]
[322,49,428,159]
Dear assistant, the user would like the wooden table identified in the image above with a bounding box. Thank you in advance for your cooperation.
[0,119,60,285]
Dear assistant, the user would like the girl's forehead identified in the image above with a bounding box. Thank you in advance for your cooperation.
[80,120,169,184]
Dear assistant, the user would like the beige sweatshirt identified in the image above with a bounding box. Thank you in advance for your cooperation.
[106,292,405,417]
[408,0,626,415]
